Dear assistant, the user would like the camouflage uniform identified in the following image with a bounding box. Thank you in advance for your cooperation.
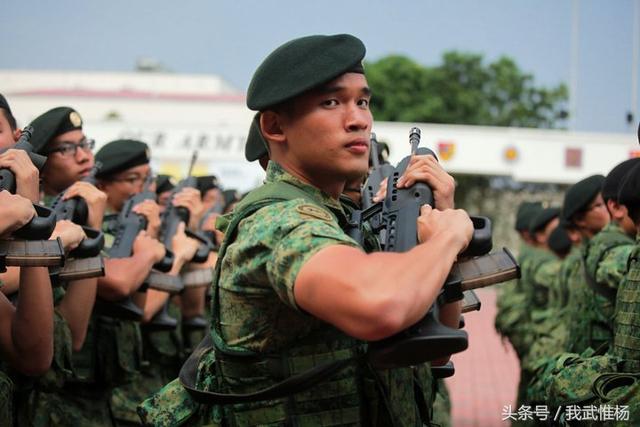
[563,226,633,355]
[533,227,635,412]
[14,195,112,426]
[523,248,581,404]
[140,162,435,426]
[613,234,640,371]
[495,243,535,359]
[99,214,146,426]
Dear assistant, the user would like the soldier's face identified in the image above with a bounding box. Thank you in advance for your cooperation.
[0,111,19,149]
[278,73,372,185]
[101,164,151,212]
[575,194,610,234]
[42,130,95,193]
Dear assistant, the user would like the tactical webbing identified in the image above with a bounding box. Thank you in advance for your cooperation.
[179,180,361,405]
[179,335,357,405]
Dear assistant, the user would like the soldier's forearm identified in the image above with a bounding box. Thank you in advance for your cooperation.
[12,267,53,375]
[57,278,97,352]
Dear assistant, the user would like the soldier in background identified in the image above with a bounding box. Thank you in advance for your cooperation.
[561,175,612,354]
[94,139,197,426]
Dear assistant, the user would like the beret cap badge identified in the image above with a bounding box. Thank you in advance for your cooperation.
[69,111,82,127]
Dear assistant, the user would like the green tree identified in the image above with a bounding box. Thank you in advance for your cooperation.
[366,51,568,128]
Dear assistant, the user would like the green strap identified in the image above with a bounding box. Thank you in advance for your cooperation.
[178,335,357,405]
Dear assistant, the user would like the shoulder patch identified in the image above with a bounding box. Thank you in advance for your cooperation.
[295,204,333,222]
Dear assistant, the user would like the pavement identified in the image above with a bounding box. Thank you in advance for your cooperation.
[445,288,520,426]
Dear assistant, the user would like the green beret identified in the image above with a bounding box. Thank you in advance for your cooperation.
[155,174,175,194]
[245,113,269,162]
[0,93,12,114]
[618,163,640,207]
[29,107,83,154]
[547,225,572,256]
[602,158,640,202]
[529,207,560,234]
[562,175,605,222]
[515,201,543,232]
[195,175,219,196]
[94,139,150,179]
[247,34,366,111]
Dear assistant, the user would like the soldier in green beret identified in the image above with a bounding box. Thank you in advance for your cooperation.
[560,174,614,354]
[140,33,471,426]
[579,159,639,350]
[94,139,200,425]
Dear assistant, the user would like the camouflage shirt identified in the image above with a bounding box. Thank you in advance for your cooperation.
[214,162,361,353]
[613,233,640,371]
[195,162,427,426]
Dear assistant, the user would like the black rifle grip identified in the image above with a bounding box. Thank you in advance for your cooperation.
[69,227,105,258]
[153,249,175,273]
[12,204,57,240]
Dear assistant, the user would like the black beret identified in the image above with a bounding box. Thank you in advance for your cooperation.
[529,207,560,234]
[247,34,366,111]
[562,175,606,222]
[0,93,11,114]
[94,139,150,178]
[245,113,269,162]
[515,201,543,232]
[29,107,83,154]
[155,174,175,194]
[195,175,220,196]
[618,163,640,207]
[602,158,640,202]
[547,225,572,257]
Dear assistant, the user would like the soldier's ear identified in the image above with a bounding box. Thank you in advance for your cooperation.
[260,111,286,145]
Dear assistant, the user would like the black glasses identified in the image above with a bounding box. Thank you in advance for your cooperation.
[46,138,95,157]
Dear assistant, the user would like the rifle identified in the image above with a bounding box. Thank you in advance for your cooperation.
[0,126,64,271]
[347,127,519,370]
[148,153,214,331]
[361,132,395,209]
[95,174,179,321]
[158,152,213,265]
[49,163,105,280]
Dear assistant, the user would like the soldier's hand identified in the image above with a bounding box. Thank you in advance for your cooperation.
[171,222,200,263]
[417,205,472,252]
[133,230,166,263]
[372,177,388,203]
[172,188,204,229]
[0,149,40,202]
[0,191,36,236]
[397,155,455,209]
[132,200,162,238]
[63,182,107,229]
[50,220,87,251]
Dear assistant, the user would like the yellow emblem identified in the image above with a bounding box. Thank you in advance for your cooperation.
[145,147,151,161]
[69,111,82,127]
[295,204,333,222]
